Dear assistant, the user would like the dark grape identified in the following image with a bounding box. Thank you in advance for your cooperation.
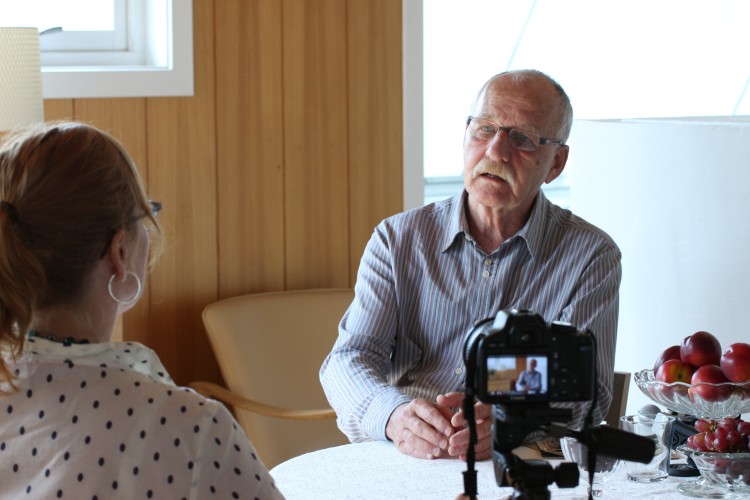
[713,435,728,453]
[726,430,743,451]
[718,417,737,431]
[695,419,713,433]
[687,418,750,454]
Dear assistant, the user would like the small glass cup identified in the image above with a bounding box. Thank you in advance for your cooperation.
[560,436,623,497]
[619,413,675,482]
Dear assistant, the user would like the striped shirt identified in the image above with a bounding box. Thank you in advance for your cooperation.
[320,190,621,442]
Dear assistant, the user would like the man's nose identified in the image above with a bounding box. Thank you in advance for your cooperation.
[486,129,512,162]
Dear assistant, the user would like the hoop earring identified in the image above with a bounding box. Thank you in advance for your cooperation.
[108,271,143,306]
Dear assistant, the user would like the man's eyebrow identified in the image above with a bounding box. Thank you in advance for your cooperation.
[475,115,541,134]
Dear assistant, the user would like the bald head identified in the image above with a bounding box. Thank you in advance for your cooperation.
[473,70,573,142]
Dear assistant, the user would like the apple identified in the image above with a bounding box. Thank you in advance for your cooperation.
[654,345,681,371]
[720,342,750,383]
[689,364,731,402]
[656,358,695,383]
[681,331,722,368]
[655,359,694,398]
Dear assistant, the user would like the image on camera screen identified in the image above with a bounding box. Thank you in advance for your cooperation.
[486,355,548,396]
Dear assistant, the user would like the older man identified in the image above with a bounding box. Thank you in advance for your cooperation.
[320,69,621,461]
[516,359,542,393]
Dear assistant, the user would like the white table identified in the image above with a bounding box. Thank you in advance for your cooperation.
[271,441,692,499]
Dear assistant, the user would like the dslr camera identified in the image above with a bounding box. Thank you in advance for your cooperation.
[461,308,596,498]
[467,308,595,405]
[461,309,656,500]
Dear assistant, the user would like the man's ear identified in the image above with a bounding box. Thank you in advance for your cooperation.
[106,228,129,280]
[544,145,569,184]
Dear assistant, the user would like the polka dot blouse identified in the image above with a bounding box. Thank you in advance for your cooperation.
[0,337,284,499]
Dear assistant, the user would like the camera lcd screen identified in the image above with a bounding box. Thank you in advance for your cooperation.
[486,354,548,398]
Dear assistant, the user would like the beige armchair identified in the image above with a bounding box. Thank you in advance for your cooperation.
[190,288,353,468]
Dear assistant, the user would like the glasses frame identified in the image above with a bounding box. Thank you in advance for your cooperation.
[466,116,565,151]
[99,200,162,258]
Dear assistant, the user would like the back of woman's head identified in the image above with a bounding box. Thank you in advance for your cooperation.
[0,122,157,384]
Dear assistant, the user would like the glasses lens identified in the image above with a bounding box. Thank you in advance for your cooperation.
[149,201,162,218]
[469,118,498,141]
[469,118,541,151]
[509,129,540,151]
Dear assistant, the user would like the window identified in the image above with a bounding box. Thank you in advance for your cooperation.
[407,0,750,208]
[0,0,193,98]
[3,1,126,54]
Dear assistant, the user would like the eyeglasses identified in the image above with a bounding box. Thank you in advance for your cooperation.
[132,200,162,223]
[466,116,565,152]
[99,200,162,257]
[135,201,161,234]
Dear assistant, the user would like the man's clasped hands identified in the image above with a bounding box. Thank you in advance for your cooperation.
[385,392,494,461]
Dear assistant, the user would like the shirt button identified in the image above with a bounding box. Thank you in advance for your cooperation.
[484,259,492,266]
[482,270,490,278]
[454,367,463,375]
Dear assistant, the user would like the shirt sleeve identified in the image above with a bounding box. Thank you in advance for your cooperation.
[557,241,622,428]
[516,371,528,389]
[320,224,412,442]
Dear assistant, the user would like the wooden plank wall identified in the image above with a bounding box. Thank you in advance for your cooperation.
[43,0,403,386]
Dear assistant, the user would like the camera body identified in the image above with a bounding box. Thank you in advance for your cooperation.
[469,308,595,405]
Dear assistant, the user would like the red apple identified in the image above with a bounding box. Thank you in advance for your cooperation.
[656,358,695,383]
[689,364,731,402]
[720,342,750,383]
[681,331,722,368]
[654,345,682,371]
[655,359,694,398]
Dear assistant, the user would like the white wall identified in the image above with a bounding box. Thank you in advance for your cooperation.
[568,117,750,417]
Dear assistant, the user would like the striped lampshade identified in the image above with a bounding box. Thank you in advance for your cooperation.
[0,27,43,132]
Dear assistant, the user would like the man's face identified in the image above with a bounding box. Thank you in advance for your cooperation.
[529,359,537,372]
[462,75,569,218]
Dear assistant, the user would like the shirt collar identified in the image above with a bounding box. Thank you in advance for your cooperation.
[440,191,471,252]
[517,190,549,261]
[14,336,176,386]
[441,189,549,260]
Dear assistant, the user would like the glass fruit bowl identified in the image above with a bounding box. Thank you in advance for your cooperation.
[676,445,750,498]
[634,369,750,419]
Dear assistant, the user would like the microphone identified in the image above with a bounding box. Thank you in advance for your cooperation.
[570,424,656,464]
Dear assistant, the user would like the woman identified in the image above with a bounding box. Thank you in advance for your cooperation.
[0,122,283,499]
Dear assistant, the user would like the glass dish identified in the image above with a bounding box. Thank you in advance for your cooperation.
[633,369,750,419]
[676,445,750,498]
[560,436,623,497]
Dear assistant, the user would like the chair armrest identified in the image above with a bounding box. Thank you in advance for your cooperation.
[189,381,337,420]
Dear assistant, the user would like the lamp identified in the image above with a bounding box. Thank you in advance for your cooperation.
[0,27,43,133]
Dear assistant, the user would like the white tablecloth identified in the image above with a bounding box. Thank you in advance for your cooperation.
[271,441,694,499]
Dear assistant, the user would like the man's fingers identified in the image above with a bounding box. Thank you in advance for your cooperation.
[387,399,455,460]
[412,399,454,438]
[451,401,492,427]
[436,391,464,407]
[447,416,493,457]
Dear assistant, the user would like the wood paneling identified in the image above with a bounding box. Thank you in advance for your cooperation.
[215,0,285,299]
[283,0,350,290]
[40,0,403,387]
[347,1,404,282]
